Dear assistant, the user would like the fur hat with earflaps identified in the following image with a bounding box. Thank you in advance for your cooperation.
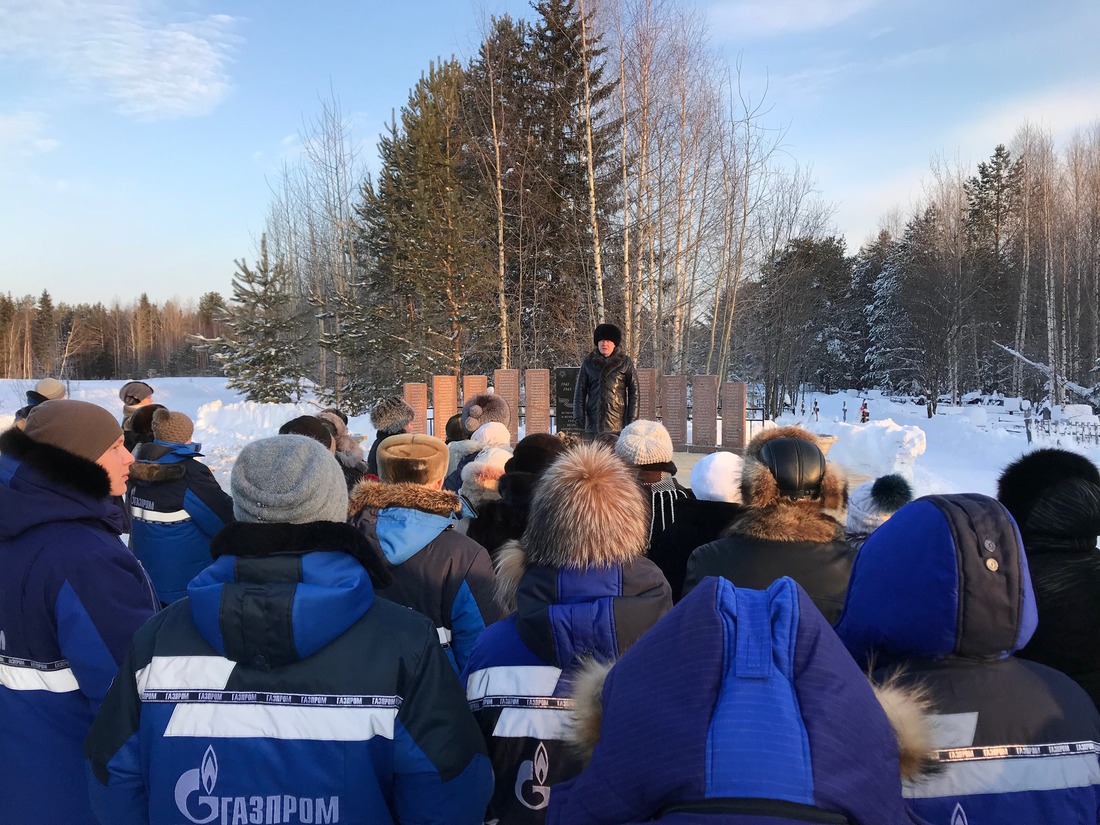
[557,577,937,825]
[494,443,650,612]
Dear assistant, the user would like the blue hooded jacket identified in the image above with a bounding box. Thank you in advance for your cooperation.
[548,576,929,825]
[128,440,234,604]
[85,520,494,825]
[835,494,1100,825]
[0,426,159,825]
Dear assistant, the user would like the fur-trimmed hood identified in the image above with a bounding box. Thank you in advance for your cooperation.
[0,426,124,539]
[548,577,934,825]
[517,443,650,570]
[348,480,466,566]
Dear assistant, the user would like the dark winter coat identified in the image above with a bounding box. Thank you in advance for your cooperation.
[365,426,405,477]
[85,520,494,825]
[127,440,235,604]
[465,470,538,561]
[647,497,746,601]
[548,577,931,825]
[573,346,638,434]
[0,426,159,825]
[835,494,1100,825]
[348,480,502,672]
[636,467,693,550]
[463,542,672,825]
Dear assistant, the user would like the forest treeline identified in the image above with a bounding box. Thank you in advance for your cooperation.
[3,0,1099,417]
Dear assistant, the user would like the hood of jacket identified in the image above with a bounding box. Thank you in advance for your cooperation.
[494,540,671,668]
[0,426,126,539]
[549,577,932,825]
[188,520,390,669]
[349,480,463,565]
[835,494,1037,668]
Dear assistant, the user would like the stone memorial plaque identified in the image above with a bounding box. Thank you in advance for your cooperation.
[554,367,581,433]
[662,375,688,450]
[462,374,488,403]
[721,382,748,452]
[524,369,551,435]
[404,383,429,435]
[432,375,458,439]
[493,369,520,444]
[692,375,718,452]
[636,368,657,422]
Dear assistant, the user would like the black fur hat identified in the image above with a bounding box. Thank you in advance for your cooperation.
[593,323,622,347]
[998,448,1100,539]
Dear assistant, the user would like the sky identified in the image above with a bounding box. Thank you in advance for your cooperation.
[1,0,1098,306]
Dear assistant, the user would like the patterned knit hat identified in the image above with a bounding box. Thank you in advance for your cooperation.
[615,420,673,467]
[232,435,348,524]
[151,408,194,444]
[23,400,123,463]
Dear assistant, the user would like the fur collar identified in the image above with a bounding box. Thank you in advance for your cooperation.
[348,479,462,518]
[210,520,392,587]
[725,501,845,544]
[129,460,186,483]
[566,659,938,782]
[0,426,111,499]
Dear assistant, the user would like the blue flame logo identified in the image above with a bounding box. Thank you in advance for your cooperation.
[201,746,218,794]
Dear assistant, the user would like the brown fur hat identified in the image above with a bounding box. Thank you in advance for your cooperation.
[377,433,449,486]
[515,442,649,569]
[741,426,846,511]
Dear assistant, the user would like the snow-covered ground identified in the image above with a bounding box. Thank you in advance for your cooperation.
[3,378,1098,497]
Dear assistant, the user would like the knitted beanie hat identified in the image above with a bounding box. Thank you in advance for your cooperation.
[846,474,913,536]
[23,400,123,463]
[462,391,510,433]
[119,380,154,406]
[377,433,450,486]
[370,396,414,434]
[151,408,194,444]
[615,419,673,467]
[34,378,66,401]
[689,451,744,503]
[232,435,348,524]
[279,415,335,453]
[593,323,622,347]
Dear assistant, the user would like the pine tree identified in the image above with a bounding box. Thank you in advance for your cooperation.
[33,290,56,374]
[216,237,306,403]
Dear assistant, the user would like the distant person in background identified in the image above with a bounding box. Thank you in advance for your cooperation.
[124,402,167,450]
[845,473,913,551]
[127,409,234,605]
[317,408,368,490]
[366,395,414,477]
[119,380,155,450]
[1,399,158,825]
[998,448,1100,710]
[573,323,637,436]
[13,377,66,426]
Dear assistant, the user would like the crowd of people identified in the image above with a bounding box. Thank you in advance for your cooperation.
[2,327,1100,825]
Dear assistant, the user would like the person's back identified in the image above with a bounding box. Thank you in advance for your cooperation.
[128,409,234,604]
[999,448,1100,709]
[683,427,852,620]
[86,434,493,825]
[349,433,501,672]
[463,443,672,825]
[835,493,1100,824]
[1,400,158,825]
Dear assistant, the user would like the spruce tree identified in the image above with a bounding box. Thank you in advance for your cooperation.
[216,237,306,403]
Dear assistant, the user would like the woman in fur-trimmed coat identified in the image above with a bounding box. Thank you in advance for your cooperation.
[683,426,852,622]
[462,443,672,825]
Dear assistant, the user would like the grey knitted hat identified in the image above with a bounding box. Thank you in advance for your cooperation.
[232,435,348,524]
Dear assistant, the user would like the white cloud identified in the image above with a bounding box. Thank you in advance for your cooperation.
[0,111,60,155]
[708,0,880,38]
[0,2,238,120]
[953,80,1100,153]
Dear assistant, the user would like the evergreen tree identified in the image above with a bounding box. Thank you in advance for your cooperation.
[33,290,56,374]
[216,237,306,403]
[846,231,893,389]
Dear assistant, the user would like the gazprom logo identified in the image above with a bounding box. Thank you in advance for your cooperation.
[174,745,340,824]
[515,741,551,810]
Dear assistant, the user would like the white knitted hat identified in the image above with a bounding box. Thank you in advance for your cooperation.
[615,420,673,466]
[689,451,744,503]
[846,474,913,536]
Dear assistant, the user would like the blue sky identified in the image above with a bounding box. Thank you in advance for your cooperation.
[1,0,1097,306]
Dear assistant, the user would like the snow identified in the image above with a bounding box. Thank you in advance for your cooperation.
[4,377,1100,499]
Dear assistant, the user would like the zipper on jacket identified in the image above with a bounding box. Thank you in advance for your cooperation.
[656,798,850,823]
